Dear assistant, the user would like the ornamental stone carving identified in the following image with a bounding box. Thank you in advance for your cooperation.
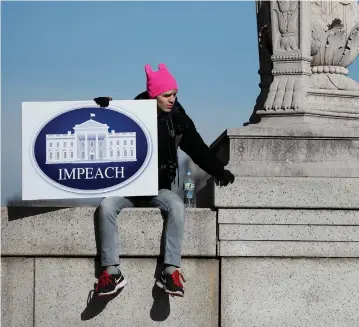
[273,1,299,51]
[310,1,359,90]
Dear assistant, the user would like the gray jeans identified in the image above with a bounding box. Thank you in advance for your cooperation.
[98,189,185,268]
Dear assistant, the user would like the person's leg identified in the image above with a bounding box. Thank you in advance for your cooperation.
[150,189,186,297]
[96,196,133,296]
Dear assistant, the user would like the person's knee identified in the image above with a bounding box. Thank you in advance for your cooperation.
[99,197,118,216]
[171,197,185,219]
[159,190,185,222]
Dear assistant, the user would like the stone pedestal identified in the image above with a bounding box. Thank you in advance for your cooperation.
[216,1,359,325]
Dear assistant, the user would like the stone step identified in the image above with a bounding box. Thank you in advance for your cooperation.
[1,207,216,257]
[219,241,359,257]
[219,225,359,242]
[214,177,359,208]
[218,209,359,225]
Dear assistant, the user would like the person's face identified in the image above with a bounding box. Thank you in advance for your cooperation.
[156,90,178,113]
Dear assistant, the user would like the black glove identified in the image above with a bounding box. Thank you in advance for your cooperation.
[94,97,112,108]
[215,169,235,187]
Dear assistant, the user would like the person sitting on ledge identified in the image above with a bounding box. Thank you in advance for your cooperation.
[93,63,235,298]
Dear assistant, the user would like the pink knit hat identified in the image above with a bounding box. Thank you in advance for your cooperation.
[145,63,178,99]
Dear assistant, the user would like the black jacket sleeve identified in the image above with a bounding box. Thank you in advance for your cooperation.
[177,108,225,179]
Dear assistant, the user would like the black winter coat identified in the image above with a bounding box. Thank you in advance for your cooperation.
[134,91,224,190]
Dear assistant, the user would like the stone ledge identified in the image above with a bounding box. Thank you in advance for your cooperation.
[226,124,359,138]
[1,207,216,257]
[218,209,359,225]
[214,177,359,208]
[219,241,359,257]
[219,225,359,242]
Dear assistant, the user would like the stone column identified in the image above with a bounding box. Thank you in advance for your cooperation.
[251,0,359,124]
[211,2,359,326]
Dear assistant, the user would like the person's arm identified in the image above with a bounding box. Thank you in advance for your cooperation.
[177,109,234,186]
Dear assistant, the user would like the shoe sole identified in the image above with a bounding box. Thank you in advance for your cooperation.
[97,279,128,297]
[155,280,184,297]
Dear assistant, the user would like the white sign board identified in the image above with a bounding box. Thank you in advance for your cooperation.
[22,100,158,200]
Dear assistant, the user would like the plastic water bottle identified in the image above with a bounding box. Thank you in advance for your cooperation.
[183,170,195,208]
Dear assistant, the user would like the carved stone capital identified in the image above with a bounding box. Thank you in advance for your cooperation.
[252,0,359,122]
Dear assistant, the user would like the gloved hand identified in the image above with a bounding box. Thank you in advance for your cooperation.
[215,169,235,187]
[94,97,112,108]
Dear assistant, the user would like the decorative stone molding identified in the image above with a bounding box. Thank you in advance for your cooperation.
[311,66,349,75]
[272,68,311,75]
[272,54,312,62]
[272,0,299,51]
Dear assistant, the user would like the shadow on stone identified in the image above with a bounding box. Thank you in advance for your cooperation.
[81,284,124,321]
[150,257,170,321]
[93,207,101,258]
[81,258,124,321]
[6,206,65,221]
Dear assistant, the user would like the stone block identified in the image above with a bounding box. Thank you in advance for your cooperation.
[219,241,359,257]
[221,258,359,327]
[1,257,34,327]
[218,209,359,225]
[219,225,359,241]
[1,207,216,256]
[228,137,359,177]
[34,258,219,327]
[214,177,359,208]
[211,126,359,178]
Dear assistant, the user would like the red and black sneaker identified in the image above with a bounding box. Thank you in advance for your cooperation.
[95,270,127,296]
[156,270,186,297]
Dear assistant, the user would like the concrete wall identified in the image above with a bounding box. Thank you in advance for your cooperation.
[1,207,219,327]
[221,258,359,327]
[3,206,359,327]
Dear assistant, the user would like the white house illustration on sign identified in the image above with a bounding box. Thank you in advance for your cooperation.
[45,113,137,164]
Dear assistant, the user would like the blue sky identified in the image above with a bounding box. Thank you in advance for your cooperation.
[2,1,359,205]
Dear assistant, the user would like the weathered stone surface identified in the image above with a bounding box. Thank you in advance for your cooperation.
[214,177,359,208]
[211,127,359,178]
[35,258,219,327]
[219,241,359,257]
[228,137,359,177]
[221,258,359,327]
[1,207,216,256]
[218,209,359,225]
[219,225,359,241]
[1,257,34,327]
